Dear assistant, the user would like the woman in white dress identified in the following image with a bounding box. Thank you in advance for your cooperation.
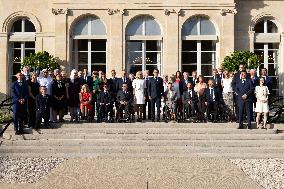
[132,71,146,122]
[255,77,270,129]
[221,71,234,121]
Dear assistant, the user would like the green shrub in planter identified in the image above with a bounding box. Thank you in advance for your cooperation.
[222,51,260,72]
[0,112,12,123]
[21,51,60,72]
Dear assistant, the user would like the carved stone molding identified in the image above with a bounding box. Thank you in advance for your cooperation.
[52,8,68,15]
[220,9,237,16]
[164,9,182,16]
[107,9,125,15]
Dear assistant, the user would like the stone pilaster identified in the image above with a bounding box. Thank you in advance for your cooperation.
[0,33,9,94]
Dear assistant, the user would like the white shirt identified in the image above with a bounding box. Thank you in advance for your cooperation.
[222,78,233,93]
[38,76,53,95]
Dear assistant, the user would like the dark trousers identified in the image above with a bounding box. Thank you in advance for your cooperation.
[117,103,131,119]
[207,101,218,121]
[238,100,253,128]
[233,94,239,120]
[98,104,113,121]
[143,97,151,120]
[183,102,196,118]
[13,104,26,132]
[150,97,161,121]
[35,111,50,129]
[28,99,36,128]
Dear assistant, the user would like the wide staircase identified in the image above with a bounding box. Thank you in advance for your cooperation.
[1,122,284,159]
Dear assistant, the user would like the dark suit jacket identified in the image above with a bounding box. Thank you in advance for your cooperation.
[109,77,119,94]
[117,90,133,103]
[182,89,198,104]
[97,91,114,105]
[11,81,29,105]
[235,79,254,102]
[211,75,222,89]
[250,76,259,88]
[36,94,52,114]
[261,75,273,92]
[82,76,93,90]
[189,77,198,87]
[148,77,164,98]
[204,87,221,102]
[180,79,190,95]
[117,77,133,92]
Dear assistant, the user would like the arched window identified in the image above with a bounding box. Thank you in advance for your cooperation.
[9,18,36,81]
[126,16,162,75]
[181,17,217,78]
[72,16,107,73]
[253,19,280,95]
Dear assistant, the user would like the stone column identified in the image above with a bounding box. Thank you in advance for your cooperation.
[279,33,284,96]
[0,33,9,94]
[108,9,124,77]
[248,31,255,52]
[52,8,68,71]
[163,9,180,75]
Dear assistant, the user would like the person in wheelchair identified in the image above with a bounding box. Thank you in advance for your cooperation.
[79,84,93,122]
[163,82,178,122]
[182,82,198,121]
[205,79,221,123]
[116,83,133,121]
[97,84,114,123]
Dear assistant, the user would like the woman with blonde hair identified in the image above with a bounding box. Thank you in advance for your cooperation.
[79,84,93,119]
[194,75,207,122]
[132,71,146,122]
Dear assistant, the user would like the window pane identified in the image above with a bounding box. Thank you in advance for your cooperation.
[91,65,106,73]
[254,43,264,50]
[182,65,197,75]
[126,17,143,36]
[74,18,88,35]
[267,20,278,33]
[25,49,35,57]
[268,50,278,63]
[13,42,21,48]
[13,63,21,75]
[77,40,88,51]
[146,40,161,51]
[25,42,35,48]
[268,64,277,76]
[127,41,143,51]
[78,65,88,72]
[182,41,197,51]
[182,18,198,36]
[254,20,264,33]
[129,65,142,75]
[90,18,107,35]
[268,43,279,50]
[200,19,216,35]
[91,39,106,51]
[91,52,106,63]
[145,18,161,35]
[201,52,216,65]
[24,20,36,32]
[201,41,216,51]
[146,65,159,76]
[182,52,197,64]
[128,52,143,65]
[13,49,22,62]
[254,50,264,63]
[271,77,278,96]
[11,20,22,32]
[201,65,213,77]
[146,52,160,65]
[78,52,88,64]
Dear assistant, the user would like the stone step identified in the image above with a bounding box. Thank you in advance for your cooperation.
[1,145,284,155]
[4,133,284,141]
[1,139,284,148]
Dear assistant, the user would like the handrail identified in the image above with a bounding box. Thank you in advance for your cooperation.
[0,97,14,137]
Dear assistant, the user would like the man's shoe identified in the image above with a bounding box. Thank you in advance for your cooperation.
[15,131,21,135]
[152,119,155,122]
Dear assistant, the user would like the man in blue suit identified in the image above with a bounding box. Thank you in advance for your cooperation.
[11,72,29,135]
[235,70,254,129]
[260,68,272,93]
[148,69,164,122]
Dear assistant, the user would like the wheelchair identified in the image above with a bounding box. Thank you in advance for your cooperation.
[163,100,179,123]
[97,103,115,123]
[116,102,135,123]
[182,102,198,122]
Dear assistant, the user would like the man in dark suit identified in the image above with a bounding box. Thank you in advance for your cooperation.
[260,68,272,93]
[116,83,133,120]
[182,82,198,120]
[189,71,198,87]
[205,79,221,122]
[235,71,254,129]
[97,84,114,122]
[211,69,222,91]
[117,69,133,92]
[82,69,93,90]
[11,72,29,135]
[143,70,151,120]
[180,72,190,96]
[148,69,164,122]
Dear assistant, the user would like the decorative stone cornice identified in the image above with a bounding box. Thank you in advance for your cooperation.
[220,9,237,16]
[52,8,68,15]
[164,9,182,16]
[107,9,125,15]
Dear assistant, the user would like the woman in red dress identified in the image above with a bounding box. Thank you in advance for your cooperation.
[79,84,93,119]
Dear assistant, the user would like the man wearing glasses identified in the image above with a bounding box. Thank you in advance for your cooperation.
[148,69,164,122]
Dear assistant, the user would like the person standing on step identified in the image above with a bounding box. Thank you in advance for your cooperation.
[132,71,146,122]
[12,72,29,135]
[205,79,221,123]
[235,70,254,129]
[148,69,164,122]
[28,73,40,129]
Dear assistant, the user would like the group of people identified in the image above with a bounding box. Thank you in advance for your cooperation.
[11,64,272,134]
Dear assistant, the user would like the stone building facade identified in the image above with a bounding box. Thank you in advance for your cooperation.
[0,0,283,95]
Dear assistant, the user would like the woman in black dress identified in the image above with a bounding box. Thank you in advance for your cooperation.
[52,74,67,122]
[67,69,82,122]
[28,73,40,128]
